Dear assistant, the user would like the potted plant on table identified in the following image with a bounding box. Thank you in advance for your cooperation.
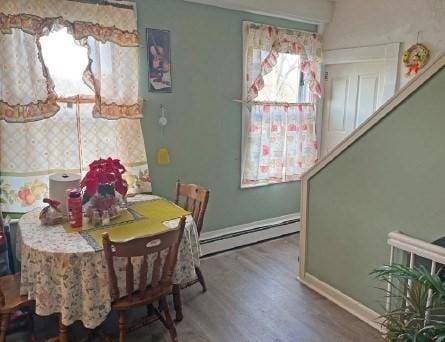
[81,158,128,218]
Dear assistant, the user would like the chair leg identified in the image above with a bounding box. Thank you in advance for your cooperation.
[146,303,156,317]
[118,311,126,342]
[172,284,183,322]
[0,314,10,342]
[195,266,207,292]
[27,312,37,342]
[58,314,69,342]
[160,297,178,342]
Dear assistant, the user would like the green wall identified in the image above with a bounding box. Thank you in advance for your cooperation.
[136,0,316,232]
[306,67,445,313]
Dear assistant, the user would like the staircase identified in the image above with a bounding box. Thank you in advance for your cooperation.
[298,52,445,331]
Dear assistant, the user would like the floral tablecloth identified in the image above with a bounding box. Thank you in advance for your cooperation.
[17,195,200,329]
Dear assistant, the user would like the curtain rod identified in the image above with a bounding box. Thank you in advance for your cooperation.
[233,100,314,107]
[56,96,95,104]
[66,0,134,10]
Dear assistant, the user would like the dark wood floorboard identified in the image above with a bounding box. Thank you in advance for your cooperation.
[9,234,383,341]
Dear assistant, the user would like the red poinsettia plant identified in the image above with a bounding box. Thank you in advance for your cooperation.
[81,158,128,199]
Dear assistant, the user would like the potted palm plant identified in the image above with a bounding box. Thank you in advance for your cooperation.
[372,264,445,341]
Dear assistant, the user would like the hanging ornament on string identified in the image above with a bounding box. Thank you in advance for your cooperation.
[159,104,168,129]
[156,104,171,166]
[156,147,170,166]
[403,31,430,76]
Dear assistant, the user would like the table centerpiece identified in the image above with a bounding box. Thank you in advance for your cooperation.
[81,158,128,219]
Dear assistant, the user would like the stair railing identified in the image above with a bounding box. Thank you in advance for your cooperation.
[386,231,445,321]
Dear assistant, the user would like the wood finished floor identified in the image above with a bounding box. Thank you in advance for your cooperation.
[9,234,383,341]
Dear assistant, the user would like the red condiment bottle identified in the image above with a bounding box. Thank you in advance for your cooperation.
[67,190,83,229]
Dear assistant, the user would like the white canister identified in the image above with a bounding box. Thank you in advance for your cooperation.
[49,173,81,217]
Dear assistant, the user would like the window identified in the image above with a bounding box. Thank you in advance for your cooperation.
[256,53,309,104]
[241,22,321,187]
[40,28,93,97]
[0,27,148,213]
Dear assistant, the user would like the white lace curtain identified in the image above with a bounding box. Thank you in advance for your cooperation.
[241,22,322,186]
[0,0,150,213]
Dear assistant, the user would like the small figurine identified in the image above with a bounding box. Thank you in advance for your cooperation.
[39,198,64,225]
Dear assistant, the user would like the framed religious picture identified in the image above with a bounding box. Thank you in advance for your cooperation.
[146,28,172,93]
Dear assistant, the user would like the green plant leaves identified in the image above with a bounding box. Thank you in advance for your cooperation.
[372,264,445,341]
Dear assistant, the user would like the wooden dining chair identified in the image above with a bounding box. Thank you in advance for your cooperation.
[102,216,186,342]
[175,181,210,238]
[172,181,210,321]
[0,216,36,342]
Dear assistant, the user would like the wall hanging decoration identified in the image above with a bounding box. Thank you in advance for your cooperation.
[156,148,171,166]
[403,43,430,76]
[147,28,172,93]
[159,104,168,128]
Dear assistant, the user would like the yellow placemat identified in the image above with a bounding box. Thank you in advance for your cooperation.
[82,218,168,249]
[129,199,190,221]
[78,199,190,250]
[63,209,135,233]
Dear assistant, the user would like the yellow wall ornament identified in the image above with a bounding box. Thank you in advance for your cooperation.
[156,147,171,165]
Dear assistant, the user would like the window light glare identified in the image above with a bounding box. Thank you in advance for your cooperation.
[256,53,301,103]
[40,27,92,95]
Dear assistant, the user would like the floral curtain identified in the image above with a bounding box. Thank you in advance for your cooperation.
[0,0,150,213]
[84,37,142,119]
[241,22,322,186]
[0,26,59,122]
[242,104,318,185]
[0,0,142,121]
[245,22,322,101]
[0,104,150,212]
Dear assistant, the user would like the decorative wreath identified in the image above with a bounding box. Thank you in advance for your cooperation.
[403,44,430,76]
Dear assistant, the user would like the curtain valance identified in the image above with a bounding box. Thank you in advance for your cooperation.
[0,0,137,34]
[0,13,138,47]
[0,0,142,122]
[245,22,322,102]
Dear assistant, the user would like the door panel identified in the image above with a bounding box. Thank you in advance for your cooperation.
[321,62,385,156]
[328,78,349,131]
[356,74,379,126]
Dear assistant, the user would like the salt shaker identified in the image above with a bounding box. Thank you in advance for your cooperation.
[92,210,101,227]
[102,210,110,226]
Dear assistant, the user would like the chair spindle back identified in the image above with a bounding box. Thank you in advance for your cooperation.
[103,216,186,302]
[175,181,209,236]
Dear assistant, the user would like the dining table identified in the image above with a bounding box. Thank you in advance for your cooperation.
[16,194,200,329]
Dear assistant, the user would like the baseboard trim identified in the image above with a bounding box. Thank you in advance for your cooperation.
[298,273,385,333]
[200,213,300,257]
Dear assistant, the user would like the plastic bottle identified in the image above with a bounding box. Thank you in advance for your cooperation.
[67,190,83,229]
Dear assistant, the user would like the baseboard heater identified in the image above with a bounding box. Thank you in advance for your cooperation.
[200,214,300,257]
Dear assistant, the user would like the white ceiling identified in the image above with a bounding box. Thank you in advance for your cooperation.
[184,0,333,25]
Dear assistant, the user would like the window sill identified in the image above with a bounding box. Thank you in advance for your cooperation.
[240,178,300,189]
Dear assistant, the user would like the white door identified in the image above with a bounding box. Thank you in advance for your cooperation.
[321,61,386,156]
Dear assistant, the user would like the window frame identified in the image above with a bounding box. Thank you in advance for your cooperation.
[240,23,314,189]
